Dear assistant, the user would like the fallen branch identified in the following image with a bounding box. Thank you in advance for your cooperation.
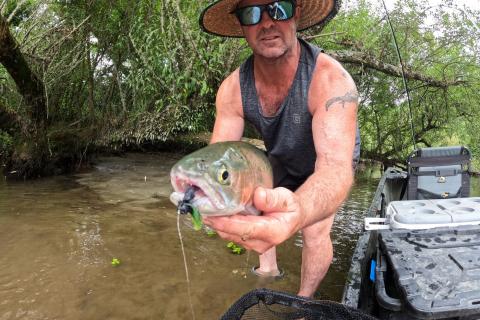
[303,31,346,40]
[329,50,466,89]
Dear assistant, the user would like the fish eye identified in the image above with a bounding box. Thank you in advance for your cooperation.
[222,171,229,180]
[217,166,230,184]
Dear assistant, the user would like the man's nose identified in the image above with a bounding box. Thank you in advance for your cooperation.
[259,9,275,28]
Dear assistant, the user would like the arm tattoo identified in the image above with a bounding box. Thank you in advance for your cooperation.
[325,91,358,111]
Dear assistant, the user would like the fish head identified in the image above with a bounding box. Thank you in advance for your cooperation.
[170,143,257,216]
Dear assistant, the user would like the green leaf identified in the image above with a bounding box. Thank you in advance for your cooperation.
[226,242,244,254]
[111,258,121,267]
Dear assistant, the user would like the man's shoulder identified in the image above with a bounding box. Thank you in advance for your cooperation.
[315,51,343,73]
[299,38,346,80]
[308,50,357,113]
[312,52,353,86]
[218,68,241,98]
[216,68,242,113]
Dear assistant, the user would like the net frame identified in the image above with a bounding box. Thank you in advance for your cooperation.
[221,288,378,320]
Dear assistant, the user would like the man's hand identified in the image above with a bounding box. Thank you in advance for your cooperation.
[202,187,304,253]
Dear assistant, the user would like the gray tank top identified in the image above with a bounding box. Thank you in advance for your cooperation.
[240,39,360,190]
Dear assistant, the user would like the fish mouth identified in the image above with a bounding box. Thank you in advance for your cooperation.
[170,173,227,214]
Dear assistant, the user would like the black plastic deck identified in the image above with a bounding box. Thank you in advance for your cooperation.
[379,225,480,319]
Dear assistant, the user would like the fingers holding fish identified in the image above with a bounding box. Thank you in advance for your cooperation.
[203,210,299,251]
[253,186,305,236]
[210,216,291,253]
[202,214,256,236]
[253,187,299,214]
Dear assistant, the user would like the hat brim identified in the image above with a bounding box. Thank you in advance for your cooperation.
[200,0,341,38]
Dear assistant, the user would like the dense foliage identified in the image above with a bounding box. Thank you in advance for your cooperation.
[0,0,479,176]
[309,0,480,167]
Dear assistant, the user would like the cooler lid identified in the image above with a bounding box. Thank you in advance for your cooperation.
[379,226,480,319]
[388,197,480,229]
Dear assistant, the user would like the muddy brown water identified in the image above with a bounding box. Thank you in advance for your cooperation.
[1,153,477,319]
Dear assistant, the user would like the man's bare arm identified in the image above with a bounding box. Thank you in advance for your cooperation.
[325,90,359,111]
[210,69,244,143]
[295,54,358,228]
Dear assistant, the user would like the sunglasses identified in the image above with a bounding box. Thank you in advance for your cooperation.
[233,0,296,26]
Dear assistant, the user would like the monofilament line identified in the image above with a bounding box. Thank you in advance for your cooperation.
[245,250,251,275]
[177,212,196,320]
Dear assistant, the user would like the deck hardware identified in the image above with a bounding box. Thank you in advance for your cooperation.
[364,218,390,230]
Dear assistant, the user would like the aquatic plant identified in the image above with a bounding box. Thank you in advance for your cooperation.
[111,258,121,267]
[227,242,244,255]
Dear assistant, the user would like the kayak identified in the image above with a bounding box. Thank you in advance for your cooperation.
[342,146,480,319]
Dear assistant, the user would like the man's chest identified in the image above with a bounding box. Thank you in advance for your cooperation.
[256,84,290,117]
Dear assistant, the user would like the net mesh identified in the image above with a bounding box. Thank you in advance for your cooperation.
[221,288,378,320]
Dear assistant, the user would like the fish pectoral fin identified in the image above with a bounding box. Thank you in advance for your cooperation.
[243,204,261,216]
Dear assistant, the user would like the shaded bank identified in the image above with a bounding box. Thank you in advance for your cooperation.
[1,130,269,179]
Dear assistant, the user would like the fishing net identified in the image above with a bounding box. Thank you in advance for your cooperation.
[221,288,378,320]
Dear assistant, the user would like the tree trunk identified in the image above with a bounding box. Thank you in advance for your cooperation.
[0,101,19,133]
[0,15,49,177]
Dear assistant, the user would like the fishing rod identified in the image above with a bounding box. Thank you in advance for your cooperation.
[381,0,417,151]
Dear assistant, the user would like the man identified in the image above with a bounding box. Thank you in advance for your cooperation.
[199,0,360,298]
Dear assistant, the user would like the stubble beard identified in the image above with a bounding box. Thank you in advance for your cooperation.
[251,24,297,60]
[255,46,288,59]
[253,32,290,60]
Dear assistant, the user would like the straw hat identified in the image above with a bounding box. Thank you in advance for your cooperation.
[200,0,341,38]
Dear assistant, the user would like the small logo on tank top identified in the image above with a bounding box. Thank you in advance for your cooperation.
[293,113,301,124]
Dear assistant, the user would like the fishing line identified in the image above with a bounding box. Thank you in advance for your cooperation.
[381,0,417,151]
[176,213,196,320]
[245,250,251,276]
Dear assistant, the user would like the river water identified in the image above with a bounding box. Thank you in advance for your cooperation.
[0,153,473,319]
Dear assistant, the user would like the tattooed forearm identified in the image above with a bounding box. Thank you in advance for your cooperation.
[325,91,359,111]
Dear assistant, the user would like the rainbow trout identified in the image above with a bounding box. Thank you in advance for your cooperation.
[170,141,273,216]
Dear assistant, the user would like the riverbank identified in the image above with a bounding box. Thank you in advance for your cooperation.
[2,130,478,179]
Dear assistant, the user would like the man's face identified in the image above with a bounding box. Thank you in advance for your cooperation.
[237,0,300,59]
